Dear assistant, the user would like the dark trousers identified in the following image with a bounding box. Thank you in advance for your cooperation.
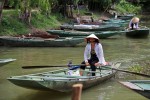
[80,59,98,76]
[131,23,137,29]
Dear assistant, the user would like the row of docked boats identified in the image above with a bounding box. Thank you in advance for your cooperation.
[0,17,149,47]
[0,27,149,47]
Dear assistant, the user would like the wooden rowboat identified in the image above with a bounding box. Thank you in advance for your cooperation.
[15,33,59,39]
[126,28,150,38]
[0,36,84,47]
[119,80,150,99]
[0,58,16,67]
[7,63,121,92]
[47,30,124,39]
[117,14,135,20]
[60,24,124,31]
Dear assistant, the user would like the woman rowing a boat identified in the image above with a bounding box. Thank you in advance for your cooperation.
[80,34,107,76]
[129,17,140,29]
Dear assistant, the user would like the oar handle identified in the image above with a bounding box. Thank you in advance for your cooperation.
[104,66,150,78]
[22,64,86,69]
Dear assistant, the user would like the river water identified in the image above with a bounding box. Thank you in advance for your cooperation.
[0,16,150,100]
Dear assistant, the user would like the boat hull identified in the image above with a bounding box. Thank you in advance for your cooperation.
[8,63,121,92]
[8,72,116,92]
[119,80,150,99]
[0,37,84,47]
[60,24,124,31]
[0,58,16,67]
[47,30,124,39]
[126,28,150,38]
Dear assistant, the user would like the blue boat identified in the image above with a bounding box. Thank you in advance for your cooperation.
[119,80,150,99]
[0,58,16,67]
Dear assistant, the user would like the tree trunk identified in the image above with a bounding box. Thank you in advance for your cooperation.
[19,0,31,25]
[0,0,5,24]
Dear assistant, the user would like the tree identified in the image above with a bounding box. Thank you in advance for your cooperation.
[7,0,56,25]
[0,0,5,24]
[19,0,31,24]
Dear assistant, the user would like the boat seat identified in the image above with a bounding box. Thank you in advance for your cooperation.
[41,74,93,79]
[44,38,56,41]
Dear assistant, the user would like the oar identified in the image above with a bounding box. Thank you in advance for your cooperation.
[22,64,150,78]
[104,66,150,78]
[22,64,85,69]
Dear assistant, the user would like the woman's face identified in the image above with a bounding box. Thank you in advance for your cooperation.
[89,38,95,43]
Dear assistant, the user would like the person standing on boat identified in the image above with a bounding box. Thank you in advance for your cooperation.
[129,17,140,29]
[80,34,106,76]
[76,14,81,24]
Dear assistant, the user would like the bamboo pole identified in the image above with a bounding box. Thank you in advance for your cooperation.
[71,84,83,100]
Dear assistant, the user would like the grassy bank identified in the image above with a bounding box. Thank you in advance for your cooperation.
[0,10,68,36]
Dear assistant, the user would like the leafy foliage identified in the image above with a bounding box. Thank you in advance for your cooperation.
[115,0,141,14]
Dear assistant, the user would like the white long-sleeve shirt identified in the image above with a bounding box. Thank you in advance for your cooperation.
[129,20,139,29]
[84,43,106,65]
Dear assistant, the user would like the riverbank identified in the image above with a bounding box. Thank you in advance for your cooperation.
[0,9,114,36]
[0,10,66,36]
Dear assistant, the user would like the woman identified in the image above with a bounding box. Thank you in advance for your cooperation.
[129,17,140,29]
[80,34,106,76]
[76,14,81,24]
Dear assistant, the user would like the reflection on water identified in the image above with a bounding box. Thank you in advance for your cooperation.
[0,16,150,100]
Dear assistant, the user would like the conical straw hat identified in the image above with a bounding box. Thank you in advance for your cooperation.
[132,17,140,23]
[85,34,99,40]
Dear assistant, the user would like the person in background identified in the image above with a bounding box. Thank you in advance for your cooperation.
[129,17,140,29]
[113,12,117,19]
[80,34,107,76]
[76,14,81,24]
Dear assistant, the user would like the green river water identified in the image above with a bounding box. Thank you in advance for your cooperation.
[0,16,150,100]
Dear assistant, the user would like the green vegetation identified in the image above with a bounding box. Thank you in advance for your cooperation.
[0,10,28,35]
[129,59,150,75]
[0,10,65,35]
[115,0,141,14]
[0,0,144,36]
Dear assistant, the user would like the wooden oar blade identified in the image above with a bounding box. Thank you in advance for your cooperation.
[22,64,85,69]
[22,65,67,69]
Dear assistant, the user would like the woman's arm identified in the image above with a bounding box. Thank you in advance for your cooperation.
[96,44,106,65]
[84,44,90,63]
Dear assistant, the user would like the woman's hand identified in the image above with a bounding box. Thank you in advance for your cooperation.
[85,62,90,66]
[94,63,102,67]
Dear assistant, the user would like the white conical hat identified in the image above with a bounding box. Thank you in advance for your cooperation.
[85,34,99,40]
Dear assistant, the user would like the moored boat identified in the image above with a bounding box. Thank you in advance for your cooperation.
[47,30,124,39]
[7,63,121,92]
[117,14,135,20]
[125,28,150,38]
[0,58,16,67]
[119,80,150,99]
[60,24,124,31]
[15,33,59,39]
[0,36,84,47]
